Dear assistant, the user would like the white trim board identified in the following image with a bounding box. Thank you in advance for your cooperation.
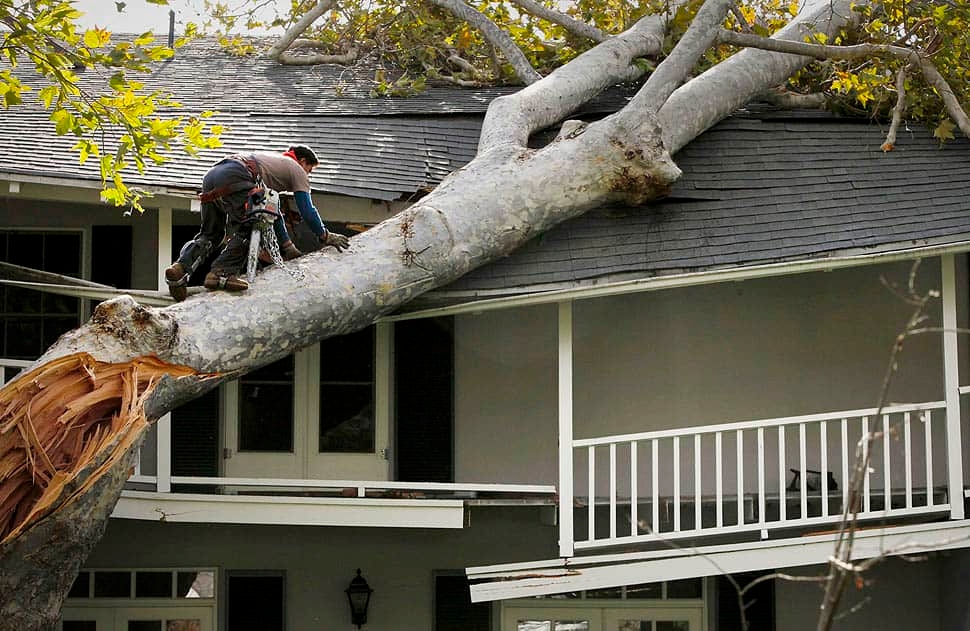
[468,520,970,602]
[114,490,465,528]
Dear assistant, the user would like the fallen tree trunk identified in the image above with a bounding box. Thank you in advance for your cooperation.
[0,0,855,626]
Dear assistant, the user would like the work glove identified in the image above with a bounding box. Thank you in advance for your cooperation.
[321,231,349,252]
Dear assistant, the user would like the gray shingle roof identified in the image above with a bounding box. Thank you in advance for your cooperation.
[434,113,970,296]
[0,109,481,201]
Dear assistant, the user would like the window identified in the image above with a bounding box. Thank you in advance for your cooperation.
[0,230,82,359]
[67,570,217,600]
[239,356,295,452]
[318,327,374,453]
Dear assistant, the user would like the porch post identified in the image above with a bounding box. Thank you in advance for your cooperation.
[156,207,173,493]
[558,300,574,558]
[942,254,963,519]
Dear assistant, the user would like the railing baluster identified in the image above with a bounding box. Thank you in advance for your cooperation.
[778,426,786,523]
[589,445,596,541]
[610,443,617,539]
[799,423,807,520]
[694,434,702,531]
[674,436,681,532]
[630,441,638,537]
[842,418,849,512]
[820,421,828,518]
[737,430,744,526]
[926,410,934,507]
[652,439,659,533]
[716,431,724,528]
[904,412,912,509]
[757,427,765,531]
[883,414,891,512]
[863,416,871,513]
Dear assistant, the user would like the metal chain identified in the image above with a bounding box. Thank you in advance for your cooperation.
[245,191,306,284]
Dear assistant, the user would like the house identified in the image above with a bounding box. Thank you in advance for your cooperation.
[3,36,970,631]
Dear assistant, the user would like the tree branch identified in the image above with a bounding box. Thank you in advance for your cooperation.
[478,0,687,152]
[507,0,608,43]
[757,85,827,108]
[658,0,856,154]
[881,66,908,151]
[266,0,338,63]
[427,0,541,85]
[621,0,737,117]
[718,28,970,139]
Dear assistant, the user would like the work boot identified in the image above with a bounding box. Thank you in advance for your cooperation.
[164,262,189,302]
[281,242,302,261]
[204,271,249,293]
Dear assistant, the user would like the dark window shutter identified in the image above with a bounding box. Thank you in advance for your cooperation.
[171,389,219,488]
[395,317,454,482]
[435,574,490,631]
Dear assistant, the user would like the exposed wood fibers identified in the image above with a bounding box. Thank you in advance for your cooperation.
[0,353,197,544]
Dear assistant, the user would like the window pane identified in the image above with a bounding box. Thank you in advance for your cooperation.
[44,316,80,350]
[136,571,173,598]
[7,233,43,269]
[67,572,91,599]
[128,622,162,631]
[656,623,689,631]
[319,328,373,381]
[239,356,293,452]
[666,578,702,599]
[318,327,374,454]
[63,623,98,631]
[318,384,373,453]
[618,622,651,631]
[94,571,131,598]
[178,571,215,598]
[5,286,41,314]
[586,585,623,599]
[625,583,663,599]
[167,620,201,631]
[44,233,81,275]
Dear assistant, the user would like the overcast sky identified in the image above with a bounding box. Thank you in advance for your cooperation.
[70,0,284,35]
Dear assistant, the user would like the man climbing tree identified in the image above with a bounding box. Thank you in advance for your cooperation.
[1,0,969,629]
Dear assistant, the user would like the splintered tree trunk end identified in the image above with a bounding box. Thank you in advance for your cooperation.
[0,353,203,630]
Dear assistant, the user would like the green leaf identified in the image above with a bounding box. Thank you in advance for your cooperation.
[934,119,956,142]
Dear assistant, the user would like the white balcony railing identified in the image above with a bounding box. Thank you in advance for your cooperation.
[565,401,953,553]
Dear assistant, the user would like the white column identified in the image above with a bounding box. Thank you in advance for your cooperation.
[558,301,574,558]
[156,207,174,493]
[942,254,963,519]
[376,322,393,479]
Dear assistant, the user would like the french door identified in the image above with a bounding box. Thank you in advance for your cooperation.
[503,606,703,631]
[59,606,214,631]
[222,325,390,481]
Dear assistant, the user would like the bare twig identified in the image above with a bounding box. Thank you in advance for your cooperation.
[508,0,608,43]
[427,0,541,85]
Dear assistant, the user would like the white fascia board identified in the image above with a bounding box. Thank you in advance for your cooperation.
[384,239,970,322]
[0,172,198,201]
[468,520,970,602]
[114,490,465,528]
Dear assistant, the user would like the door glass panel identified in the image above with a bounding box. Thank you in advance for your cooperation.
[177,571,215,598]
[94,571,131,598]
[318,328,374,453]
[136,572,172,598]
[166,620,201,631]
[665,579,702,599]
[239,356,294,451]
[516,622,591,631]
[62,623,97,631]
[128,622,162,631]
[656,623,689,631]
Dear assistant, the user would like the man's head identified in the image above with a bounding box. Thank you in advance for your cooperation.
[286,145,319,174]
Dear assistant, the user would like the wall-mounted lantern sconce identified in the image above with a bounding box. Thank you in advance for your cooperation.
[345,568,373,628]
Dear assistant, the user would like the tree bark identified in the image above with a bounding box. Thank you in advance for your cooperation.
[0,0,859,627]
